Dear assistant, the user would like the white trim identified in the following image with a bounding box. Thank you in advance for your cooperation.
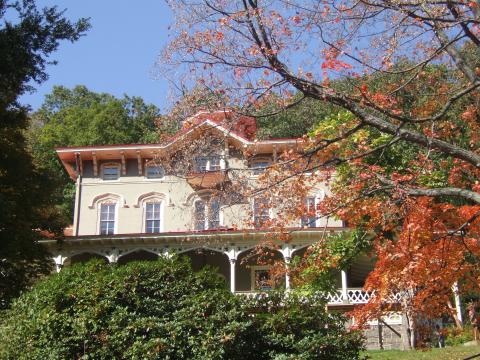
[133,192,167,208]
[88,193,126,209]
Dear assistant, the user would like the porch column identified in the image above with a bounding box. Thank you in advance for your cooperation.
[341,269,349,303]
[280,245,292,291]
[225,247,238,293]
[229,259,236,293]
[452,282,463,326]
[284,256,291,291]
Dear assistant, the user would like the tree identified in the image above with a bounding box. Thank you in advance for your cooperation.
[0,257,365,359]
[0,0,89,308]
[28,85,162,220]
[162,0,480,347]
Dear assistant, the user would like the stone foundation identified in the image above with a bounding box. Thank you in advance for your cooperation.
[363,323,404,350]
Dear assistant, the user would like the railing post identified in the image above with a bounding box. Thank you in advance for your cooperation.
[341,269,348,303]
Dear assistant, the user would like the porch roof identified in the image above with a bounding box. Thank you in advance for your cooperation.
[40,227,346,249]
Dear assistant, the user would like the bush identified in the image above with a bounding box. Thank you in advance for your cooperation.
[445,325,474,346]
[0,257,365,359]
[247,292,365,360]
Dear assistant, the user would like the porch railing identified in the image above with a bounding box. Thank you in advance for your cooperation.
[236,288,401,305]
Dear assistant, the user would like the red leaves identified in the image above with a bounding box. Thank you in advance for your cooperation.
[321,48,352,74]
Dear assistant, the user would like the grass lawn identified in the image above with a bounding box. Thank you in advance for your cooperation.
[364,345,480,360]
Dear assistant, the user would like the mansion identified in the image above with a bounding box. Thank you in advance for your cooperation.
[41,110,402,349]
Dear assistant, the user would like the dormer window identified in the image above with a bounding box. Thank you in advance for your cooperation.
[102,163,120,180]
[194,156,222,173]
[251,159,271,175]
[145,164,165,179]
[194,197,221,230]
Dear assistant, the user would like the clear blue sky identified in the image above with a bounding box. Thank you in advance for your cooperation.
[20,1,172,112]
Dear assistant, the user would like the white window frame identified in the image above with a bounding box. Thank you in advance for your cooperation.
[193,197,222,231]
[97,201,118,235]
[193,155,224,173]
[144,163,165,180]
[300,191,325,228]
[101,162,121,181]
[253,197,271,228]
[143,200,163,233]
[250,265,274,291]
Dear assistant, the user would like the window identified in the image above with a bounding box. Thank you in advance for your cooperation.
[251,160,271,175]
[100,203,116,235]
[209,156,221,171]
[251,266,274,291]
[301,192,324,228]
[253,198,270,228]
[194,156,222,172]
[194,200,206,230]
[145,202,161,233]
[301,196,317,228]
[102,164,120,180]
[194,198,221,230]
[145,164,165,179]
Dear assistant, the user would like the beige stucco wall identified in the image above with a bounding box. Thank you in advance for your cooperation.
[75,153,342,236]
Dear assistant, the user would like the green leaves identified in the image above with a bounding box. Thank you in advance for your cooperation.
[27,85,162,220]
[0,257,365,359]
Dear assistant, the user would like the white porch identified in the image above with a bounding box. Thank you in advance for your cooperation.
[42,230,383,307]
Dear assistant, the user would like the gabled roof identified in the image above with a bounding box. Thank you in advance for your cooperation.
[55,110,301,180]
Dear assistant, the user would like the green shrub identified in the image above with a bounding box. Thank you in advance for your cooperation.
[0,257,365,359]
[0,257,261,360]
[445,325,474,346]
[247,291,365,360]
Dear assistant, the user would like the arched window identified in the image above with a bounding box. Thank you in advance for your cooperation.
[135,192,166,233]
[194,197,221,230]
[145,201,162,233]
[90,193,123,235]
[99,202,116,235]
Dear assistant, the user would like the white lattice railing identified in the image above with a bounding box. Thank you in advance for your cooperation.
[326,290,344,304]
[348,289,372,304]
[236,288,400,305]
